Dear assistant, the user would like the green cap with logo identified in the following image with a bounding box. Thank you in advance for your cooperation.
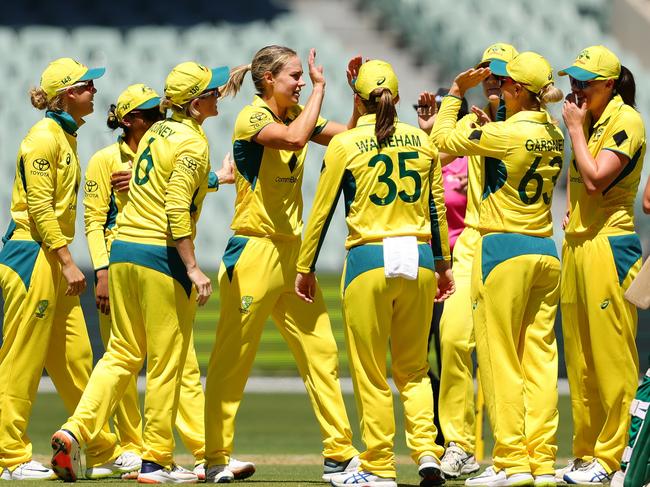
[558,45,621,81]
[164,61,229,106]
[490,51,554,95]
[476,42,519,69]
[354,60,398,100]
[116,84,161,121]
[40,57,105,100]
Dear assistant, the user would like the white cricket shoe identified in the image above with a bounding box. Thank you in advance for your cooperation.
[323,456,361,481]
[563,459,611,485]
[86,451,141,479]
[533,474,557,487]
[465,466,534,487]
[554,458,585,481]
[441,443,481,478]
[51,429,81,482]
[419,455,445,486]
[330,469,398,487]
[192,463,205,481]
[136,461,198,483]
[3,460,57,480]
[205,464,234,483]
[610,470,625,487]
[228,458,256,480]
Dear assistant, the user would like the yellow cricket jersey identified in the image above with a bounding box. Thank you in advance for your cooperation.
[84,138,133,270]
[432,96,564,237]
[115,111,211,246]
[230,95,328,240]
[453,111,486,229]
[297,113,450,273]
[565,94,646,237]
[7,111,81,250]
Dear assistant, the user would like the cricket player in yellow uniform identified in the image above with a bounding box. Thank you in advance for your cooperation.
[296,60,452,487]
[432,52,565,487]
[0,58,127,481]
[51,61,234,484]
[84,83,212,479]
[557,46,646,485]
[417,43,519,478]
[204,46,360,483]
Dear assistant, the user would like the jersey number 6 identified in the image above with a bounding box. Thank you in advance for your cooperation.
[368,151,422,206]
[134,137,156,186]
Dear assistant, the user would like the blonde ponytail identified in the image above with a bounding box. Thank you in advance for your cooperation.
[220,64,251,98]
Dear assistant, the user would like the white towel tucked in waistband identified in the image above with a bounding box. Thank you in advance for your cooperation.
[383,236,418,280]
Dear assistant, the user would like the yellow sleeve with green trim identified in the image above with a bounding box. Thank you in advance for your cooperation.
[165,138,209,240]
[235,105,275,142]
[432,96,509,159]
[297,139,347,273]
[22,130,66,250]
[83,148,114,270]
[429,153,451,261]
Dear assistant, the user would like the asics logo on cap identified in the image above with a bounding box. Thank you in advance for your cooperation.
[377,76,386,85]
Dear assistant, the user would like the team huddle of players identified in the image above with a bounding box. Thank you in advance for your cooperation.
[0,40,647,487]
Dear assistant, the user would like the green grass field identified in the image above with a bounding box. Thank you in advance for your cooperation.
[27,391,575,486]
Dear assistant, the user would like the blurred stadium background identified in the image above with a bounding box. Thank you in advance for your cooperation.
[0,0,649,376]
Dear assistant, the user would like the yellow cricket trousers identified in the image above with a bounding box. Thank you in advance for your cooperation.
[63,240,196,468]
[205,235,357,466]
[0,240,118,469]
[98,311,205,461]
[341,243,444,478]
[471,233,560,476]
[561,233,641,472]
[438,226,480,451]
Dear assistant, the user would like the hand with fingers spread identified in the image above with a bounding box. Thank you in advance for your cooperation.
[347,55,363,91]
[415,91,438,133]
[471,105,491,126]
[188,266,212,306]
[95,268,110,315]
[216,151,235,185]
[450,67,491,98]
[295,272,316,303]
[111,170,132,193]
[307,48,325,89]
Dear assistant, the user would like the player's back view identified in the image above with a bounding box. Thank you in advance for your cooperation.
[297,60,453,487]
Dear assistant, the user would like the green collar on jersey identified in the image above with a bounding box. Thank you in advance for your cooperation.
[45,110,79,135]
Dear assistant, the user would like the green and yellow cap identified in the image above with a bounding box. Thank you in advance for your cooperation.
[164,61,229,106]
[558,45,620,81]
[116,84,161,121]
[40,57,105,100]
[354,60,398,100]
[490,51,554,95]
[476,42,518,69]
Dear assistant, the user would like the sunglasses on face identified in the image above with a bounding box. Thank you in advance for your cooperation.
[569,77,594,90]
[496,76,514,87]
[129,107,164,122]
[197,88,220,99]
[59,80,94,93]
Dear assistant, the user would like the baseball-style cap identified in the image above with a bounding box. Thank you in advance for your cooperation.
[40,57,105,100]
[354,60,398,100]
[116,84,161,121]
[558,45,621,81]
[490,51,554,95]
[476,42,518,69]
[164,61,229,106]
